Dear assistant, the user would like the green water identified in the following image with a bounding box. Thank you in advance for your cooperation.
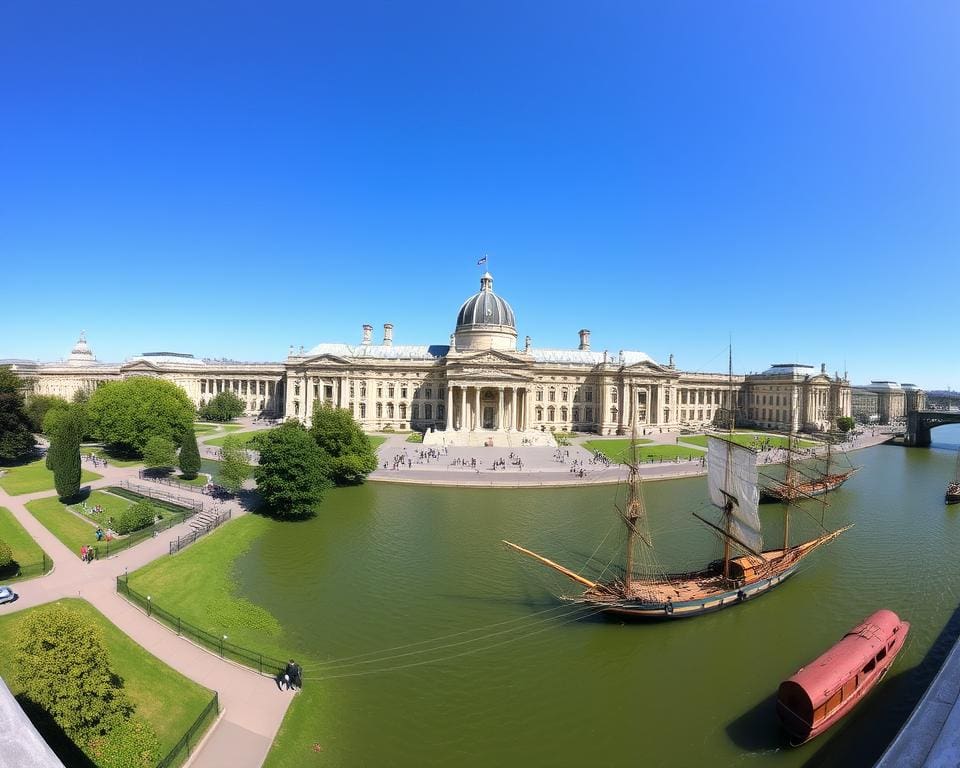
[241,425,960,767]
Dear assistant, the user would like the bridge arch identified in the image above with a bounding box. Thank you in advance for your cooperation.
[905,410,960,446]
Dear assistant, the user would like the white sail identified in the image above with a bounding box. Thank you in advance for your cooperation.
[707,437,762,552]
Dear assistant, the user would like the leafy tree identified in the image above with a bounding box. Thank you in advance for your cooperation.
[115,501,156,534]
[14,603,132,743]
[25,394,70,433]
[254,422,331,518]
[218,434,252,492]
[310,404,377,485]
[836,416,855,433]
[50,404,84,501]
[142,436,176,470]
[179,425,201,479]
[198,390,246,422]
[0,539,12,569]
[86,377,194,455]
[0,366,36,462]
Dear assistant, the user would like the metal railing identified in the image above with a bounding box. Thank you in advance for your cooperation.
[137,469,211,496]
[0,553,52,582]
[116,576,292,678]
[169,509,233,554]
[116,481,204,512]
[155,692,220,768]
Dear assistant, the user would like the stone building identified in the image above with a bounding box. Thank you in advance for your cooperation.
[6,272,858,445]
[850,381,924,425]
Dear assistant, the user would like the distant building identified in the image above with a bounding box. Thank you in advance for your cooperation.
[850,381,926,424]
[4,273,860,443]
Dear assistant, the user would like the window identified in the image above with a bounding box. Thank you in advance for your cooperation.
[549,388,556,402]
[573,407,580,422]
[438,405,445,419]
[537,389,543,402]
[377,384,383,398]
[260,382,266,395]
[548,406,555,421]
[388,385,395,398]
[412,404,419,419]
[425,387,433,400]
[201,380,207,394]
[665,389,671,404]
[664,408,669,422]
[400,403,407,419]
[401,386,408,399]
[561,388,568,402]
[862,658,876,675]
[586,407,593,422]
[376,403,382,418]
[561,407,568,421]
[387,403,394,418]
[313,384,319,398]
[294,401,300,415]
[611,407,618,421]
[611,388,618,404]
[360,383,367,397]
[360,403,366,418]
[425,404,432,419]
[242,381,248,395]
[325,385,333,400]
[294,384,300,396]
[536,407,543,421]
[586,389,593,402]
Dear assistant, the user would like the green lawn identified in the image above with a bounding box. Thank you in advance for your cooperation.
[173,472,210,486]
[368,436,387,450]
[405,433,423,443]
[0,506,50,581]
[26,496,101,554]
[678,432,819,450]
[583,439,704,463]
[204,430,264,447]
[127,515,288,662]
[81,446,143,468]
[0,598,214,765]
[69,489,133,527]
[582,438,656,461]
[0,458,101,495]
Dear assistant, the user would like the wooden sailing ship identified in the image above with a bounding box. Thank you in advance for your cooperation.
[760,435,859,504]
[946,449,960,505]
[504,432,851,620]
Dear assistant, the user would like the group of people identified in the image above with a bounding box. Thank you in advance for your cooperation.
[553,449,570,464]
[276,659,303,691]
[79,544,97,563]
[82,453,108,469]
[94,526,115,541]
[589,450,613,467]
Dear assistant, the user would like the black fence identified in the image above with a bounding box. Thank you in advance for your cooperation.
[169,509,233,554]
[0,553,52,582]
[155,692,220,768]
[137,469,212,496]
[116,576,292,678]
[116,481,204,512]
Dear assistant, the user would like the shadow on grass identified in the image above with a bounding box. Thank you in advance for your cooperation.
[0,449,46,469]
[17,696,96,768]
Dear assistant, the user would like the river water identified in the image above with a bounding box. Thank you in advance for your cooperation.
[239,425,960,767]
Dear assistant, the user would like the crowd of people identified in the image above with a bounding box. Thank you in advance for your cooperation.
[82,452,108,469]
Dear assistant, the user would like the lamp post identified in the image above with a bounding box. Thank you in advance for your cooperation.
[220,635,227,657]
[146,595,151,617]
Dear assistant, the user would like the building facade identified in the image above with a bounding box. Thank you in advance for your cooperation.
[850,381,926,425]
[4,273,863,444]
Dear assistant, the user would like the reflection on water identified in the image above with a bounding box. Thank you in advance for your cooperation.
[240,425,960,767]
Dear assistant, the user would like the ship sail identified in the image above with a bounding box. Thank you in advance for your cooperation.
[707,436,762,552]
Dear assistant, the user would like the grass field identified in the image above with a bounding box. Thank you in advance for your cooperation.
[582,439,703,463]
[174,471,210,486]
[0,458,101,495]
[81,446,143,468]
[0,598,214,765]
[678,433,819,450]
[127,515,288,662]
[368,436,387,450]
[26,496,101,555]
[0,506,50,580]
[204,430,264,447]
[68,489,134,528]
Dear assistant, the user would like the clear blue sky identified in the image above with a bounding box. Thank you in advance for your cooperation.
[2,1,957,388]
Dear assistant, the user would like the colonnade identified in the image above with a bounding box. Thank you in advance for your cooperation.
[444,384,529,432]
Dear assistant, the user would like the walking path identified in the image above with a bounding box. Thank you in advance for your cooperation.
[0,426,290,768]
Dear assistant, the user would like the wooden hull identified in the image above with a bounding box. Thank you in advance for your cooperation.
[947,484,960,505]
[760,469,858,504]
[566,531,846,620]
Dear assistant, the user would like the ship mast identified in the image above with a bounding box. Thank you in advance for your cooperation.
[723,343,734,580]
[783,431,793,550]
[622,427,645,594]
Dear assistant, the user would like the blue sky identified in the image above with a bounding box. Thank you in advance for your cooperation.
[1,2,957,388]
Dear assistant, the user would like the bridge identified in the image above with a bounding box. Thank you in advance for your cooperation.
[905,410,960,446]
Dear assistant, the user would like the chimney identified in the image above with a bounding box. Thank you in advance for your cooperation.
[578,329,591,351]
[362,324,373,345]
[383,323,394,347]
[524,335,532,353]
[821,362,827,374]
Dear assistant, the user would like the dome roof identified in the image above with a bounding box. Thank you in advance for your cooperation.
[66,332,96,366]
[455,272,516,329]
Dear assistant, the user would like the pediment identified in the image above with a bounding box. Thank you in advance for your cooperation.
[300,354,352,366]
[452,349,527,366]
[623,360,671,375]
[121,360,162,372]
[446,368,533,382]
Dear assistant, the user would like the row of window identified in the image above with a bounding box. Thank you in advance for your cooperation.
[200,379,275,396]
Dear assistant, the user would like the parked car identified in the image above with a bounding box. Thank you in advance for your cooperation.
[0,585,16,605]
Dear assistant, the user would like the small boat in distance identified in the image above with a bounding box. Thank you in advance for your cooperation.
[946,449,960,505]
[777,609,910,745]
[760,435,859,504]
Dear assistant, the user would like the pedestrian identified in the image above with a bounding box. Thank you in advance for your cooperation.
[80,544,87,561]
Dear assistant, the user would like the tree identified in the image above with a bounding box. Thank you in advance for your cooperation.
[142,436,176,471]
[254,423,331,518]
[15,602,132,743]
[179,425,201,479]
[836,416,855,433]
[310,404,378,485]
[115,501,156,534]
[218,434,252,493]
[87,377,194,455]
[0,539,12,569]
[25,394,70,433]
[50,404,84,501]
[198,390,246,422]
[0,366,36,462]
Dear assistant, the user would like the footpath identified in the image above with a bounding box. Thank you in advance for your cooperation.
[0,422,289,768]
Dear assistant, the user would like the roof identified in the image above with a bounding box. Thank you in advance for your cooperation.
[761,364,815,376]
[529,348,655,366]
[455,272,516,329]
[0,675,65,768]
[126,353,208,367]
[305,343,449,360]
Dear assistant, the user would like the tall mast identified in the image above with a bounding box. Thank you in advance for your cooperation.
[723,342,734,580]
[623,427,644,594]
[783,432,793,550]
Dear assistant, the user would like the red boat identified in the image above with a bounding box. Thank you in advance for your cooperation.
[776,609,910,745]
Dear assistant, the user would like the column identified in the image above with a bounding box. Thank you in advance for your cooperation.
[474,387,481,430]
[509,387,517,431]
[497,387,504,430]
[302,373,310,423]
[446,385,454,431]
[459,386,467,430]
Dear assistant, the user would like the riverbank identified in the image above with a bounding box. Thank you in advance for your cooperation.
[367,431,895,488]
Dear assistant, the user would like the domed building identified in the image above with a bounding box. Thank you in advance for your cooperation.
[9,272,858,444]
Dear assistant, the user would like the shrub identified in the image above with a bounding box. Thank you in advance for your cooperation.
[14,603,132,743]
[836,416,855,433]
[0,539,12,568]
[116,501,156,535]
[88,715,160,768]
[50,404,84,501]
[179,426,201,479]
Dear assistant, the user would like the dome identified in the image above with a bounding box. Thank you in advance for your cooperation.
[455,273,516,329]
[66,332,96,366]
